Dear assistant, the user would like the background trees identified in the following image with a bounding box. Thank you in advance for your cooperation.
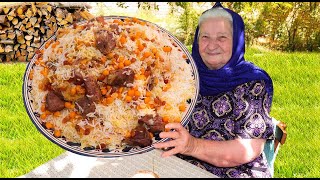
[131,2,320,52]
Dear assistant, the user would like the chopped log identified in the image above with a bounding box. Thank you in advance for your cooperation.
[25,35,33,41]
[12,17,19,25]
[15,30,22,37]
[33,36,41,43]
[25,8,33,19]
[58,20,69,26]
[37,17,42,24]
[16,5,27,15]
[15,49,21,57]
[0,39,14,44]
[18,14,25,19]
[0,44,4,53]
[26,27,35,35]
[0,2,94,62]
[37,8,42,17]
[17,55,26,62]
[31,42,41,48]
[5,45,13,53]
[14,44,20,51]
[31,2,37,15]
[21,18,28,24]
[8,8,17,17]
[26,21,31,29]
[0,33,7,40]
[19,24,26,31]
[7,15,14,21]
[20,49,27,56]
[6,52,15,61]
[47,5,52,13]
[0,15,7,24]
[41,8,49,17]
[34,29,39,37]
[20,44,27,50]
[49,16,56,23]
[0,54,5,62]
[46,29,55,38]
[39,26,46,34]
[29,17,37,26]
[26,40,31,47]
[2,21,11,27]
[27,46,34,52]
[7,31,16,40]
[17,33,25,44]
[3,7,11,14]
[14,21,23,29]
[27,50,35,59]
[34,22,40,28]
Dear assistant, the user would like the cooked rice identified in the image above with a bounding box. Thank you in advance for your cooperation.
[28,17,196,150]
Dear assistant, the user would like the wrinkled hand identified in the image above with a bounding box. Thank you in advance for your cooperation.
[153,123,198,157]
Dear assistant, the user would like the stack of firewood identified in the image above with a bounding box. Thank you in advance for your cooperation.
[0,2,95,62]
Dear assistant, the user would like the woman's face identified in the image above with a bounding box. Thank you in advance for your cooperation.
[198,17,233,70]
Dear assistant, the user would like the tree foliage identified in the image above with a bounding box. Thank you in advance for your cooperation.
[115,2,320,52]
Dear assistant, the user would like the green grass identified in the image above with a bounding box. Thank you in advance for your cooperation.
[0,48,320,178]
[0,63,65,177]
[246,46,320,178]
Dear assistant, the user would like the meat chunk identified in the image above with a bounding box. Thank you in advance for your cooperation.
[46,91,65,112]
[94,30,116,55]
[125,124,152,148]
[72,70,84,85]
[110,24,120,34]
[106,68,135,87]
[75,96,96,117]
[138,114,165,133]
[84,76,102,103]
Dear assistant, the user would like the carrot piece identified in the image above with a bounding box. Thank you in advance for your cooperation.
[134,90,141,97]
[182,54,187,59]
[53,111,61,117]
[163,46,172,53]
[124,59,131,66]
[143,51,151,58]
[127,89,135,97]
[179,103,186,112]
[102,69,109,76]
[54,129,61,137]
[65,102,72,109]
[69,111,76,119]
[103,97,114,105]
[70,86,77,95]
[40,113,47,120]
[120,36,127,44]
[118,62,124,69]
[145,91,152,97]
[144,97,151,104]
[118,87,124,94]
[101,56,107,63]
[101,87,107,95]
[125,95,132,103]
[45,122,53,129]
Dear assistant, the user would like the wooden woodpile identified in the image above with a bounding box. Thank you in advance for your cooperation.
[0,2,95,62]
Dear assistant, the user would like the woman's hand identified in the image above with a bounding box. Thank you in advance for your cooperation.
[153,123,198,157]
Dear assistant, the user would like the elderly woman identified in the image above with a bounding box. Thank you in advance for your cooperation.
[153,3,274,178]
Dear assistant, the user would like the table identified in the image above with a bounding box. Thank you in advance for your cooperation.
[19,149,218,178]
